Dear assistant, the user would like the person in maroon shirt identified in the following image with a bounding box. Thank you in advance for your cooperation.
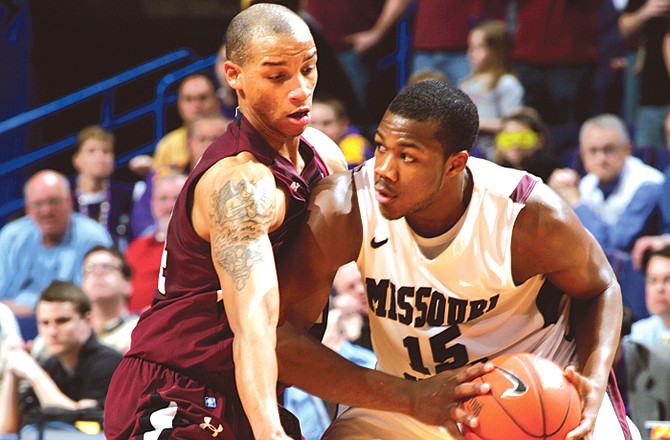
[512,0,600,125]
[103,4,346,440]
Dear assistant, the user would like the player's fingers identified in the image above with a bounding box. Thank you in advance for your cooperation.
[453,381,490,400]
[455,362,494,382]
[439,420,467,440]
[449,405,479,429]
[565,421,594,440]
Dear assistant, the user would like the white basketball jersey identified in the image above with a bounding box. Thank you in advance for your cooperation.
[354,157,576,381]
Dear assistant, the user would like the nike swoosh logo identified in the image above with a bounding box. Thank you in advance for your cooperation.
[497,366,528,398]
[370,237,389,249]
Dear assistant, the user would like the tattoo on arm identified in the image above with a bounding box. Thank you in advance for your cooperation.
[210,177,274,291]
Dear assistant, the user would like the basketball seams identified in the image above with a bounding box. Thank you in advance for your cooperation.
[462,353,581,440]
[519,354,548,438]
[487,361,544,439]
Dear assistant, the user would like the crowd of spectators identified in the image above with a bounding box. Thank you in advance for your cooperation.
[0,0,669,437]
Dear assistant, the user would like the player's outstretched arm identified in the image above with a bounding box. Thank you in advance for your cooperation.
[277,171,492,430]
[197,159,289,440]
[513,182,623,440]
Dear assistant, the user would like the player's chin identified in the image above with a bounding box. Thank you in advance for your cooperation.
[379,205,403,221]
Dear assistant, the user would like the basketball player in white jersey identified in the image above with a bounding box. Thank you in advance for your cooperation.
[277,80,640,439]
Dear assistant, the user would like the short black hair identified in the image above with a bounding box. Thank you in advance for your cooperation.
[84,245,132,280]
[642,244,670,273]
[388,80,479,157]
[226,3,310,66]
[39,281,91,317]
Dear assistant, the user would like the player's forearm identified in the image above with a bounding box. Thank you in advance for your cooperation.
[572,283,622,393]
[234,326,286,439]
[277,322,412,415]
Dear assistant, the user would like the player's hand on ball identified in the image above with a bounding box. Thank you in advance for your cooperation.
[564,365,597,440]
[408,362,493,438]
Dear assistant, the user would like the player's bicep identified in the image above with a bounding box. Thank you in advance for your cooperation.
[516,186,615,299]
[207,166,279,326]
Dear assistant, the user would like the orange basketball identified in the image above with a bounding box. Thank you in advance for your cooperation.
[461,353,582,440]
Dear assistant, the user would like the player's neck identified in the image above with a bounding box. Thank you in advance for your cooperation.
[408,168,473,238]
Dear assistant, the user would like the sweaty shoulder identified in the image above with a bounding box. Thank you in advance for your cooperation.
[191,152,279,241]
[302,126,347,174]
[511,180,593,282]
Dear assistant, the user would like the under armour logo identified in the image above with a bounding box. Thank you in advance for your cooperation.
[370,237,389,249]
[497,366,528,398]
[199,417,224,437]
[290,181,300,191]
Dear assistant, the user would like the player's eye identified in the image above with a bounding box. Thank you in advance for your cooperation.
[400,153,415,163]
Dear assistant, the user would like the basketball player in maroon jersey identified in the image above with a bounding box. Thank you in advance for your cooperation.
[104,4,346,439]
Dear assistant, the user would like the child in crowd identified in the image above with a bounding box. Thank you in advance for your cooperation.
[493,106,561,183]
[71,126,137,251]
[310,96,372,169]
[460,20,524,158]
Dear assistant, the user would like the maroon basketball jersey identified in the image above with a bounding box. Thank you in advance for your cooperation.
[126,113,329,390]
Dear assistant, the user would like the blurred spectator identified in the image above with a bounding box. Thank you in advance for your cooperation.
[493,106,561,183]
[460,20,524,158]
[406,68,448,86]
[128,74,220,177]
[330,261,371,350]
[619,0,670,150]
[153,74,220,170]
[129,114,228,237]
[0,281,122,435]
[621,245,670,432]
[549,113,664,318]
[629,244,670,345]
[0,170,112,316]
[71,125,136,251]
[0,304,22,381]
[81,246,138,354]
[305,0,398,128]
[512,0,600,125]
[592,0,627,118]
[125,172,188,313]
[334,0,505,86]
[631,107,670,269]
[310,96,372,169]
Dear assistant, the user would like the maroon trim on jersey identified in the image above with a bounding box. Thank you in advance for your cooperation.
[509,174,537,203]
[608,370,633,440]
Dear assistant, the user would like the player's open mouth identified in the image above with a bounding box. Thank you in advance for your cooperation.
[375,183,396,204]
[288,109,310,125]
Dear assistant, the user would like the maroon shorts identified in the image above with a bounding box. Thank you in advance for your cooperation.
[104,356,250,439]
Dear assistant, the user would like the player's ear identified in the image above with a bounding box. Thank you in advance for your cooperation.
[445,150,469,176]
[224,60,243,91]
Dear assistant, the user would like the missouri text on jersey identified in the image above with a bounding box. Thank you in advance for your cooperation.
[366,278,500,327]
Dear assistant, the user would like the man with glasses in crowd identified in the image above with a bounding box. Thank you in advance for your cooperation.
[549,114,665,319]
[0,170,111,316]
